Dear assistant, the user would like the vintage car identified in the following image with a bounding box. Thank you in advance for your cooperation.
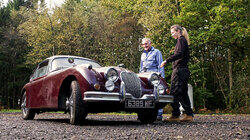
[21,55,173,124]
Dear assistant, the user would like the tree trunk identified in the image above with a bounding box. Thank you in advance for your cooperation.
[228,48,233,109]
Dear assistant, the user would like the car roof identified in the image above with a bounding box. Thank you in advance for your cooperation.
[47,55,95,62]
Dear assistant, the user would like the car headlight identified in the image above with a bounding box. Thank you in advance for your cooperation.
[105,68,118,82]
[105,80,115,91]
[158,84,165,94]
[149,73,160,86]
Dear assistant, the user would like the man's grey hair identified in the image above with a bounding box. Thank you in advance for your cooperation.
[142,38,151,44]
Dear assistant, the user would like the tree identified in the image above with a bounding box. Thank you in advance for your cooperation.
[0,0,32,109]
[176,0,248,111]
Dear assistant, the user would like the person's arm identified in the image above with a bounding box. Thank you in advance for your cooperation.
[139,55,143,73]
[156,51,165,78]
[166,38,186,63]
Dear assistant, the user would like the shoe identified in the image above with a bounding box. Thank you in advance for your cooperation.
[164,115,180,122]
[180,114,193,122]
[156,116,163,121]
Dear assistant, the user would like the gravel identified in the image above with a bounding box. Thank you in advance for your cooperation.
[0,113,249,139]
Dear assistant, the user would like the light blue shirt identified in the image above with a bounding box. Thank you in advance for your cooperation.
[140,46,165,78]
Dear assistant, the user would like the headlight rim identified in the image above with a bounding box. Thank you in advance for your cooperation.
[149,73,160,86]
[105,68,119,82]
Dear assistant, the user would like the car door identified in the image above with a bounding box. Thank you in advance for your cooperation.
[26,60,49,108]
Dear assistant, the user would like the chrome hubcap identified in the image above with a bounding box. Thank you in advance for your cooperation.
[66,96,74,119]
[21,96,28,116]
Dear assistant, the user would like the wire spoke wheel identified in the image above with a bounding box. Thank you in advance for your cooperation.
[21,92,35,120]
[69,80,88,125]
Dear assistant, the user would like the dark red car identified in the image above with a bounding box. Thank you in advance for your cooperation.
[21,55,173,124]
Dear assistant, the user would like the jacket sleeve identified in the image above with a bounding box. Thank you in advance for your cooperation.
[166,38,186,63]
[139,54,143,73]
[156,51,165,78]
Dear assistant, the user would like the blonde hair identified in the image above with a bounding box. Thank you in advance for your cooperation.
[171,25,190,45]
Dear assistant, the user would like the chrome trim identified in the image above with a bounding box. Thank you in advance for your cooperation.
[83,91,173,103]
[104,68,119,82]
[158,95,174,103]
[149,73,160,86]
[119,81,126,102]
[153,86,159,100]
[84,92,132,102]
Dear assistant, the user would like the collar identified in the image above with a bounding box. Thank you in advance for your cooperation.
[143,46,154,53]
[178,35,184,39]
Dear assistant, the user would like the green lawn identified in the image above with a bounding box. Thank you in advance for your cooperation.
[0,109,22,113]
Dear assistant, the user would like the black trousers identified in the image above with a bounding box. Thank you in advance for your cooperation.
[170,67,193,117]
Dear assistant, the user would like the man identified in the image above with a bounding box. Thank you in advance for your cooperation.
[139,38,164,120]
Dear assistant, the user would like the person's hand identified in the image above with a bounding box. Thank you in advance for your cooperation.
[160,60,167,68]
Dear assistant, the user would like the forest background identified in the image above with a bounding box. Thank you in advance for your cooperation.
[0,0,248,113]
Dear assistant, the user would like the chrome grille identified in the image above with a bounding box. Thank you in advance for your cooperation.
[120,72,142,98]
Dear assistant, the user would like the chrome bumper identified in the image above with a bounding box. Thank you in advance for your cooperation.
[83,91,173,103]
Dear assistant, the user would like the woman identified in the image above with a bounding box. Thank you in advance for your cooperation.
[160,25,193,122]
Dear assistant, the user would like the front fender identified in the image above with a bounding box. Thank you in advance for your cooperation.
[73,66,100,98]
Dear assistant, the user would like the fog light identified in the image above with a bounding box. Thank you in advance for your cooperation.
[105,80,115,91]
[158,84,165,94]
[94,83,100,90]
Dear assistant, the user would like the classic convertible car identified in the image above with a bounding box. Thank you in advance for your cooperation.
[21,55,173,124]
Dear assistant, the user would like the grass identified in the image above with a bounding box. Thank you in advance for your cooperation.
[0,109,21,113]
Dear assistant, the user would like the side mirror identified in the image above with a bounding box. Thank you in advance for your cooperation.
[68,57,74,63]
[29,75,34,82]
[117,63,125,68]
[87,64,92,69]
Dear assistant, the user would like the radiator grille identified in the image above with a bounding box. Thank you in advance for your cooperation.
[120,72,142,98]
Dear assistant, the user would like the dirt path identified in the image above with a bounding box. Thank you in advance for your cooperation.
[0,113,249,139]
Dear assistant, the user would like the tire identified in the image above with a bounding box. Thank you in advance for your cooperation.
[69,80,88,125]
[137,109,158,124]
[21,92,35,120]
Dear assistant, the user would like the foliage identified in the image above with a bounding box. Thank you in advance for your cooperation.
[175,0,248,111]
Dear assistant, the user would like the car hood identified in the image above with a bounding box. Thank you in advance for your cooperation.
[93,66,129,75]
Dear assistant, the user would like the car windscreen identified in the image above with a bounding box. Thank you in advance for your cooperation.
[31,60,49,79]
[51,57,101,72]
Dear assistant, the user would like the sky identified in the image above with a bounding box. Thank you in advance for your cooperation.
[1,0,65,9]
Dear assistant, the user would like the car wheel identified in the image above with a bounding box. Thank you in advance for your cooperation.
[137,109,158,124]
[69,80,88,125]
[21,92,35,120]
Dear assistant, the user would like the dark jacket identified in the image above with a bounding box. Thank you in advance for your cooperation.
[166,36,190,69]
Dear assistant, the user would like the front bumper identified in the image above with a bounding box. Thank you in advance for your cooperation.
[83,91,173,103]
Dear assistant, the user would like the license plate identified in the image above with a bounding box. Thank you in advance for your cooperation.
[125,99,155,108]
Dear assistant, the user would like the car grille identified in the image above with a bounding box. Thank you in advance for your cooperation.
[120,72,142,98]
